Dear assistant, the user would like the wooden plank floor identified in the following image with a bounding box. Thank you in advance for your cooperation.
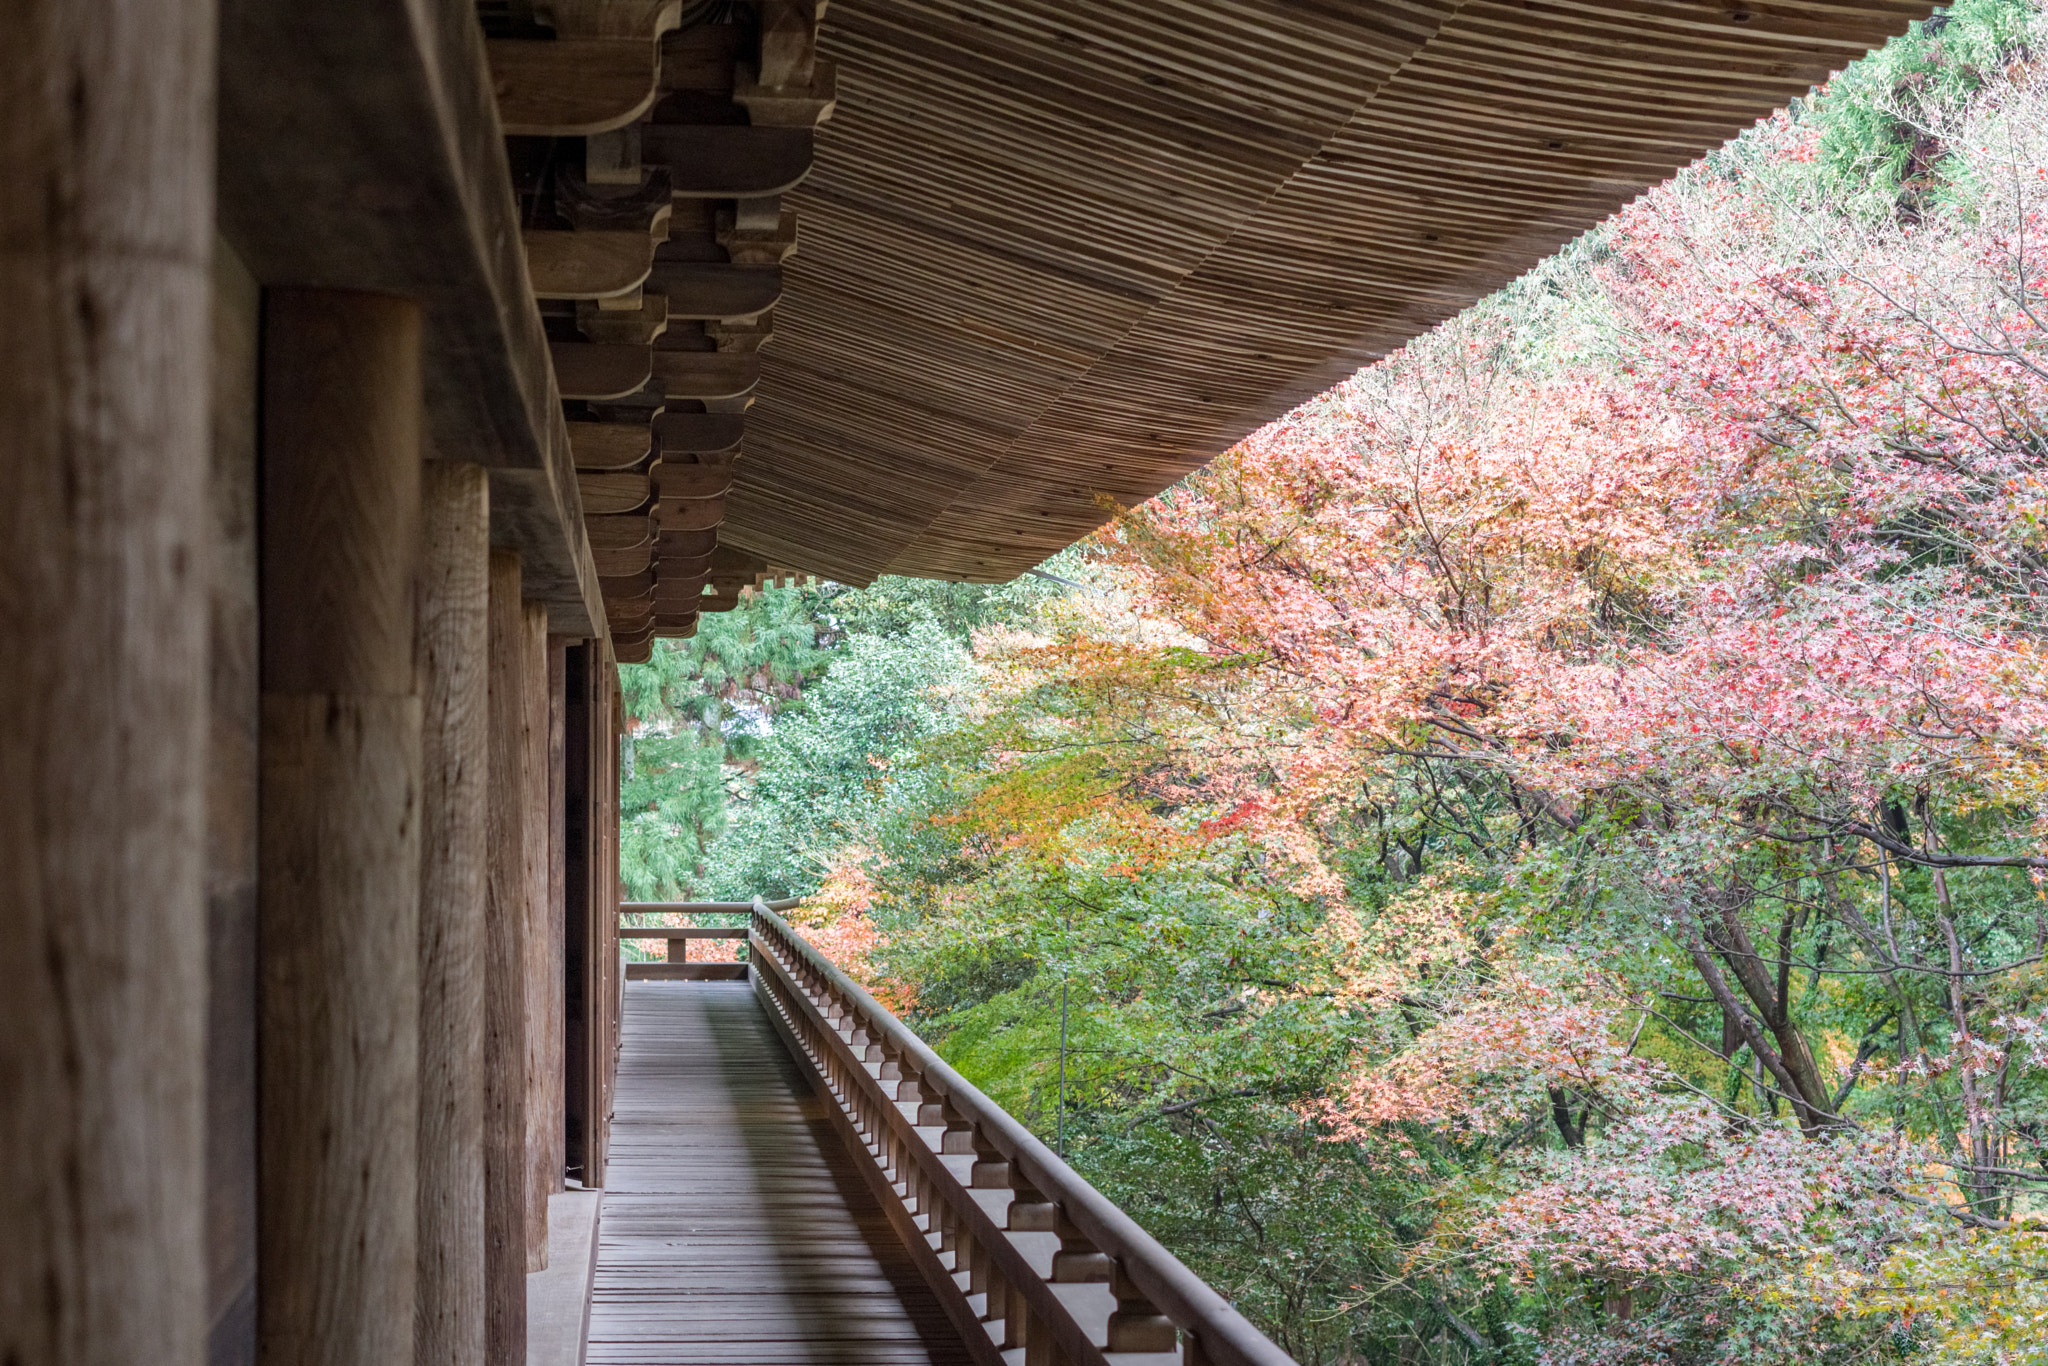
[588,979,977,1365]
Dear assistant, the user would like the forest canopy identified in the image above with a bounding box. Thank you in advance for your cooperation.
[618,5,2048,1361]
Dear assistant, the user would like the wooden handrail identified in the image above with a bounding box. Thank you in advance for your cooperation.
[616,927,747,940]
[621,898,802,915]
[747,898,1300,1366]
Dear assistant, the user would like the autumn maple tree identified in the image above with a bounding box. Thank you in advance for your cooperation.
[623,6,2048,1361]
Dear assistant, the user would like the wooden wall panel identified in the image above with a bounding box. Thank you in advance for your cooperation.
[0,2,215,1360]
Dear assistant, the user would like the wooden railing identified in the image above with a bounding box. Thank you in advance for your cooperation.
[618,900,775,979]
[746,898,1300,1366]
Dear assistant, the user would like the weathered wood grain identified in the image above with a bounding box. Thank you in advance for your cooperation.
[415,462,492,1366]
[650,351,760,399]
[565,643,607,1187]
[595,544,657,578]
[589,513,659,551]
[586,983,975,1366]
[573,420,658,470]
[554,342,657,401]
[207,239,263,1366]
[219,0,601,634]
[581,470,657,514]
[654,463,734,499]
[547,637,571,1216]
[520,596,557,1275]
[646,262,782,319]
[529,229,661,300]
[0,3,214,1360]
[258,288,425,1366]
[715,0,1933,584]
[486,550,535,1365]
[259,697,424,1366]
[642,124,815,196]
[658,498,728,532]
[491,37,663,135]
[652,412,746,454]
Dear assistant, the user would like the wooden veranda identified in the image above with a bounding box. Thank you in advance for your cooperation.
[2,3,1935,1365]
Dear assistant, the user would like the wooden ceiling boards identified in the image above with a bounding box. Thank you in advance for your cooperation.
[717,0,1933,584]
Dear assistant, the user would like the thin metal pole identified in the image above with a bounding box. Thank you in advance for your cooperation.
[1057,905,1071,1157]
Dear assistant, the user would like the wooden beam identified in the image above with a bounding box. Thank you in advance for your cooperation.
[586,513,656,551]
[0,0,213,1357]
[641,125,814,197]
[219,0,601,635]
[649,351,760,400]
[646,262,781,320]
[414,462,491,1366]
[653,411,745,454]
[551,342,653,401]
[578,470,655,515]
[258,288,423,1366]
[570,420,655,470]
[525,230,659,300]
[598,568,658,598]
[657,529,721,560]
[654,463,733,499]
[657,551,714,577]
[489,38,660,136]
[659,498,727,532]
[592,545,655,578]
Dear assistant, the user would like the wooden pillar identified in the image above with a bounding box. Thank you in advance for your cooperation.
[207,239,263,1366]
[414,463,491,1366]
[564,644,599,1185]
[257,289,423,1366]
[607,668,626,1113]
[485,550,532,1365]
[545,639,568,1197]
[0,2,215,1362]
[521,601,554,1268]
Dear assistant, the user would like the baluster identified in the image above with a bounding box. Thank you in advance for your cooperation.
[968,1128,1009,1190]
[1006,1175,1056,1233]
[938,1101,976,1156]
[1002,1172,1057,1356]
[909,1074,949,1128]
[934,1188,960,1260]
[1050,1209,1110,1284]
[1107,1261,1179,1353]
[965,1230,991,1300]
[877,1048,906,1099]
[1000,1279,1030,1351]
